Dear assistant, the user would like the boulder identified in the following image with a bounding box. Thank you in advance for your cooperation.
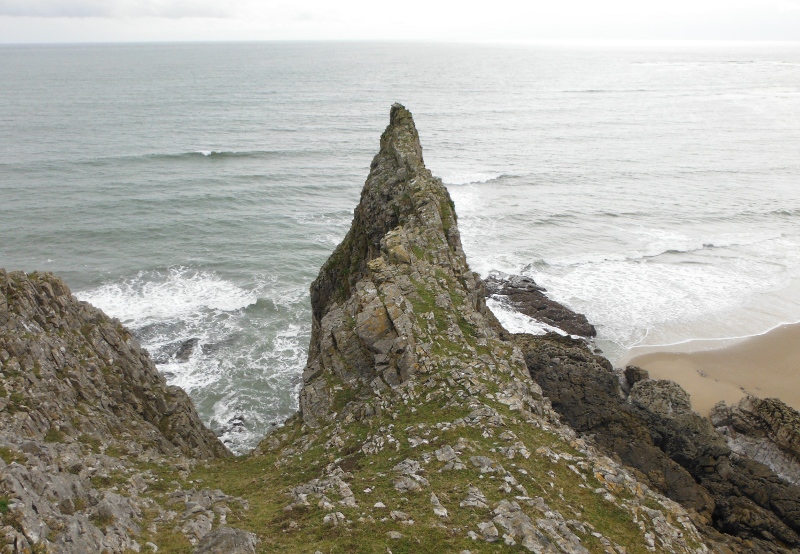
[712,396,800,485]
[193,526,259,554]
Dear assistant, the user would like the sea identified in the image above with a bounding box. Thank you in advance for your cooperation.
[2,41,799,453]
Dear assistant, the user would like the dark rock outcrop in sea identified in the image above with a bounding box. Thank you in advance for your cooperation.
[485,272,596,337]
[513,332,800,552]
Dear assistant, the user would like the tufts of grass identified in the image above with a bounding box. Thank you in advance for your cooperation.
[0,446,25,465]
[44,428,65,443]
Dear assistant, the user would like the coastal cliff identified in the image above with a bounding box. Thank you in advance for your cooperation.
[2,105,800,553]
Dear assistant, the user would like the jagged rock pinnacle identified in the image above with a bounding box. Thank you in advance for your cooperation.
[300,105,498,427]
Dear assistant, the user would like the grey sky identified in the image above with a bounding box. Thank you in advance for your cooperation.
[1,0,799,42]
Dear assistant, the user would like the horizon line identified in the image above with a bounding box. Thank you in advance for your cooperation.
[3,38,800,47]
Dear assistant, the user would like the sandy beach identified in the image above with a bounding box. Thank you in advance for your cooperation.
[624,323,800,416]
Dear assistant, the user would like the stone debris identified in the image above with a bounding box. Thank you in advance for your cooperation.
[392,458,429,491]
[322,512,346,526]
[192,527,259,554]
[460,486,489,509]
[430,492,448,519]
[477,521,500,542]
[287,468,357,511]
[492,500,553,553]
[469,456,503,474]
[434,444,466,471]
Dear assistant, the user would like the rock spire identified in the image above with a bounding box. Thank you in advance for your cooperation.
[300,103,498,427]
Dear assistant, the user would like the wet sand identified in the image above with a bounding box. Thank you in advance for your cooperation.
[624,323,800,416]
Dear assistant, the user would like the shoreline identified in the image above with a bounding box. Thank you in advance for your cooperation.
[623,322,800,416]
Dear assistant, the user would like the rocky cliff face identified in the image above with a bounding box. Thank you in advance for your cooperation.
[300,103,496,427]
[514,332,800,553]
[0,270,246,553]
[0,270,226,459]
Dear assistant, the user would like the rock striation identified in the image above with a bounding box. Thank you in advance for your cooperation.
[300,103,497,427]
[712,396,800,486]
[514,332,800,552]
[0,270,241,553]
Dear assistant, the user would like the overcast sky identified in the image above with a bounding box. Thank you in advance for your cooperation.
[1,0,800,43]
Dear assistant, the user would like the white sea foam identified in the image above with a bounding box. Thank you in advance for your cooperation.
[76,268,257,326]
[455,176,800,356]
[527,251,793,350]
[485,297,567,336]
[207,322,308,454]
[75,268,309,454]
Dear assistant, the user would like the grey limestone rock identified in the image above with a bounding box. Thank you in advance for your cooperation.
[192,526,258,554]
[298,103,500,429]
[0,270,229,553]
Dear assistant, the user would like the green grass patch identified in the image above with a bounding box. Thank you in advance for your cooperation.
[0,447,25,465]
[78,434,102,454]
[44,428,65,443]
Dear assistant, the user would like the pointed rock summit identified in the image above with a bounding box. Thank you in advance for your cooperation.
[300,104,500,427]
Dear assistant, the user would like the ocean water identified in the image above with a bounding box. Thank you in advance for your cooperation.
[2,41,799,453]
